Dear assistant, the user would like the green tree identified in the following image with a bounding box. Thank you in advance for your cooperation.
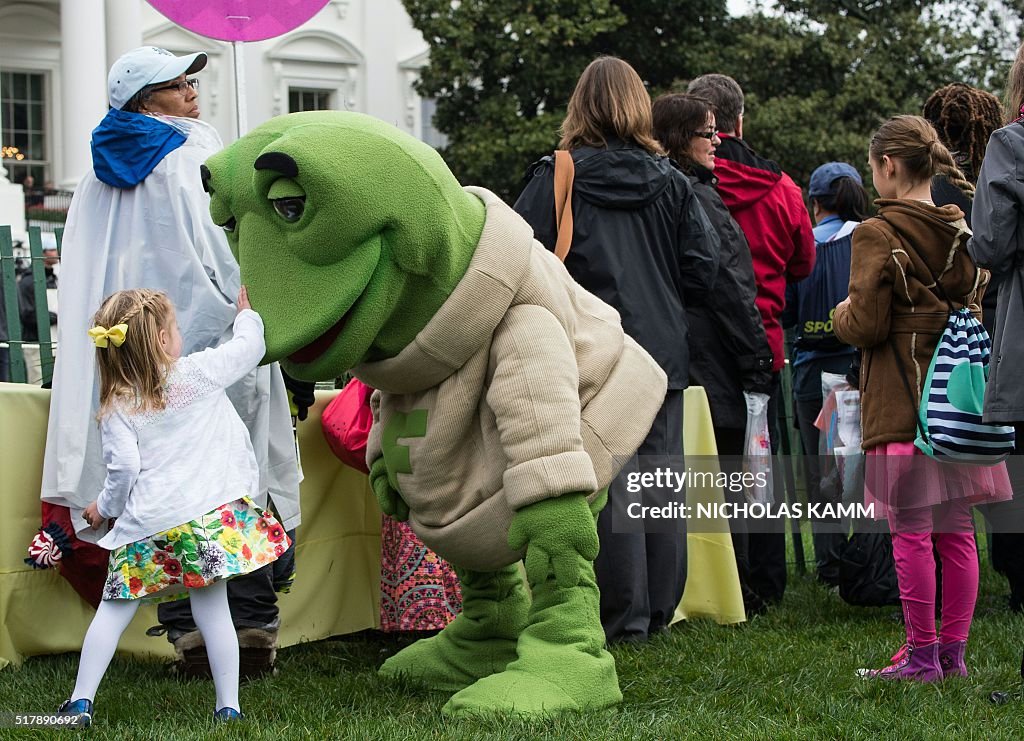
[698,0,1021,189]
[403,0,730,202]
[406,0,1019,201]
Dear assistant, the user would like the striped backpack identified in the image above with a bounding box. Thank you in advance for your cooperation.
[895,266,1015,464]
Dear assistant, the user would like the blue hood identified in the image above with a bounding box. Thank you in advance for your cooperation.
[91,108,187,188]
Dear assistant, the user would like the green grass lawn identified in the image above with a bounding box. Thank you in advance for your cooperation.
[3,535,1023,740]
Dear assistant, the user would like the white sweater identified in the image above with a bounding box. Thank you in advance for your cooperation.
[96,310,265,550]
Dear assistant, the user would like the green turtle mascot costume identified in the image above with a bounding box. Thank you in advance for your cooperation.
[202,111,667,716]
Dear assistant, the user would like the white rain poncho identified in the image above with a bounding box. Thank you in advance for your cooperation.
[40,114,300,540]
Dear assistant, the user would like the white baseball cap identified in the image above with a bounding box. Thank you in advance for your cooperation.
[107,46,208,110]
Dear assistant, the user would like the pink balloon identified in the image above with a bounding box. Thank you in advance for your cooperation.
[147,0,331,42]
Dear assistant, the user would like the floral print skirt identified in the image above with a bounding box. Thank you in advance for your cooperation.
[103,497,291,601]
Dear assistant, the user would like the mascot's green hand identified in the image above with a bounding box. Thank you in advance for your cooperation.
[369,456,409,522]
[507,493,598,589]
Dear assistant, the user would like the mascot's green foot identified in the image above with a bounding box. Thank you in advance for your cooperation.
[379,565,528,692]
[442,550,620,717]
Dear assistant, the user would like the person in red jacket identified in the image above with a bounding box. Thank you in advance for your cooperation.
[687,73,815,608]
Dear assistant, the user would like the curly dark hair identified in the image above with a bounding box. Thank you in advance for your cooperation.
[923,82,1002,183]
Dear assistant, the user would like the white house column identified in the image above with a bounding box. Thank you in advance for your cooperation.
[364,0,399,125]
[0,100,27,241]
[60,0,108,189]
[105,0,143,70]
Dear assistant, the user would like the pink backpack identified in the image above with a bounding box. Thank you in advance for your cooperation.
[321,378,374,474]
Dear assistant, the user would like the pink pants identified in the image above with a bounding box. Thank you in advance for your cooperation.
[889,499,978,647]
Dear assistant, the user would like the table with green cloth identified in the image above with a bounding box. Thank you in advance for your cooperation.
[0,384,742,670]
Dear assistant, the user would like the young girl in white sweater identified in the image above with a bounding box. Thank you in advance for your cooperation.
[58,287,290,726]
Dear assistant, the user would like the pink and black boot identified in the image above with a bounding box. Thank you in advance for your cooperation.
[857,643,943,682]
[938,641,968,678]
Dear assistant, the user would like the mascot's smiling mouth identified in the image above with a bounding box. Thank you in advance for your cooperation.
[284,259,377,365]
[287,313,348,364]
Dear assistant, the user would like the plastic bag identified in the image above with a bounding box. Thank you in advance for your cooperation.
[816,373,864,506]
[742,391,774,504]
[321,378,374,474]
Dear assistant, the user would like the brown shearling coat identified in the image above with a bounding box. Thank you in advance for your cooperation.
[833,199,988,449]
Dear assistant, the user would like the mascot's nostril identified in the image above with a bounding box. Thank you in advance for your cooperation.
[200,164,213,194]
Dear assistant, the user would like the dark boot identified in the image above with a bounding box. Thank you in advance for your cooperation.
[166,625,278,680]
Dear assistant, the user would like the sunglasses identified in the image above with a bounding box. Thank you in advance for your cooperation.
[148,78,199,96]
[692,128,719,140]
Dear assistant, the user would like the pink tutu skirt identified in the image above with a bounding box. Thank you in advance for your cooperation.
[864,441,1013,520]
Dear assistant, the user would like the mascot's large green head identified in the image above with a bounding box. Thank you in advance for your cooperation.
[201,111,485,380]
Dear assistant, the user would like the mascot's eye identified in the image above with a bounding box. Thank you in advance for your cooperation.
[220,216,237,233]
[273,197,305,223]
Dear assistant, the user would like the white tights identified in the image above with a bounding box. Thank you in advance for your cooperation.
[70,580,240,712]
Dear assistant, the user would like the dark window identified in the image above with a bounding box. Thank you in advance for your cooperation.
[288,88,332,113]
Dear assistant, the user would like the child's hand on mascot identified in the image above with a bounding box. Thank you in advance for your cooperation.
[508,494,599,589]
[369,456,410,521]
[237,285,251,312]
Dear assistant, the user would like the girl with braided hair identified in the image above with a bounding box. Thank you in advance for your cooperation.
[57,287,290,726]
[834,115,1011,682]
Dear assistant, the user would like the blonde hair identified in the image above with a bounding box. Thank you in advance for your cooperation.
[559,56,663,155]
[92,289,175,418]
[1005,42,1024,124]
[869,115,975,200]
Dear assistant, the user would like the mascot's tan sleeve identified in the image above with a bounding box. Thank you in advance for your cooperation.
[485,304,599,511]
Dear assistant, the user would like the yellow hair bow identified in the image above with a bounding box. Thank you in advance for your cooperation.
[88,324,128,348]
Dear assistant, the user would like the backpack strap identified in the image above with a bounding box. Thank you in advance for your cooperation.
[553,150,575,262]
[918,258,957,315]
[873,212,957,314]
